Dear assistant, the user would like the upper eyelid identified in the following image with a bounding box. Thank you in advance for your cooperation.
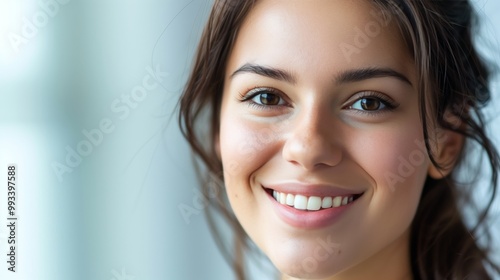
[344,91,398,106]
[348,91,390,100]
[241,87,289,102]
[239,87,397,108]
[239,87,291,111]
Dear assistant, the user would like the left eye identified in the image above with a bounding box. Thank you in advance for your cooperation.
[350,97,388,111]
[250,91,286,106]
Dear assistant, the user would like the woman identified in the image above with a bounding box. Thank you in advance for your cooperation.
[179,0,500,279]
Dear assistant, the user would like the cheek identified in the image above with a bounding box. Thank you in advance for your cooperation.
[347,126,429,245]
[220,119,275,173]
[218,113,288,249]
[219,114,282,200]
[353,128,429,193]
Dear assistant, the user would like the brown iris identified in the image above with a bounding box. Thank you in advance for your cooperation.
[259,93,281,105]
[360,98,381,110]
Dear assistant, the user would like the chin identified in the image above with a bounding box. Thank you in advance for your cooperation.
[275,258,346,279]
[264,239,354,280]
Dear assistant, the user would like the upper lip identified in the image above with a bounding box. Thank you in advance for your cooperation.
[262,182,365,197]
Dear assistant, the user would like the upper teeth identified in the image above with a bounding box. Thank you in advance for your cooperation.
[273,191,354,211]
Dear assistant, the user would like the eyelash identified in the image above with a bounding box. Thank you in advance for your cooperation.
[239,87,290,110]
[344,91,399,116]
[239,88,399,114]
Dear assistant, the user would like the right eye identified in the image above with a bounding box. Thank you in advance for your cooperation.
[251,91,285,106]
[242,88,288,109]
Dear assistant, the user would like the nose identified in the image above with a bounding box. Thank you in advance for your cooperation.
[282,107,342,170]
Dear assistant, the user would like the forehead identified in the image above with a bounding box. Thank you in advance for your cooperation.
[226,0,415,85]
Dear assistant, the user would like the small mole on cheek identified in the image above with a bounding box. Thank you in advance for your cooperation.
[337,250,342,255]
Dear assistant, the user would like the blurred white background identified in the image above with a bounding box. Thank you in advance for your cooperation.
[0,0,499,279]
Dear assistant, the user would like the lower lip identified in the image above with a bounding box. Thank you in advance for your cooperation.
[265,190,358,229]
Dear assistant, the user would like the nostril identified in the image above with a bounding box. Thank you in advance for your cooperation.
[282,132,342,170]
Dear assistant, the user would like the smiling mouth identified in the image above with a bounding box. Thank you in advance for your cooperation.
[265,188,363,211]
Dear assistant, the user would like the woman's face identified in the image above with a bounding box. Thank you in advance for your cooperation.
[219,0,430,278]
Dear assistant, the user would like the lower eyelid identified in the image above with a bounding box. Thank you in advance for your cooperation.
[344,101,398,117]
[245,102,292,114]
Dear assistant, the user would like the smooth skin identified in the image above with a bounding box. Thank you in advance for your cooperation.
[217,0,462,279]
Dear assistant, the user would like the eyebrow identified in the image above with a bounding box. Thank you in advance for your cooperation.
[230,63,297,84]
[335,67,412,86]
[230,63,412,86]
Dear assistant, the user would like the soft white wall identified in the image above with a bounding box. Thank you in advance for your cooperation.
[473,0,500,269]
[0,0,234,279]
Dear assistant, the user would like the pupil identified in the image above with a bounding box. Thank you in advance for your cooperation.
[260,93,279,105]
[361,98,380,110]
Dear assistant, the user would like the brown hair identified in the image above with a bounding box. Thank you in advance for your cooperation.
[179,0,500,279]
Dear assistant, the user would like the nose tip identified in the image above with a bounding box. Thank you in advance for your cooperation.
[282,129,342,170]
